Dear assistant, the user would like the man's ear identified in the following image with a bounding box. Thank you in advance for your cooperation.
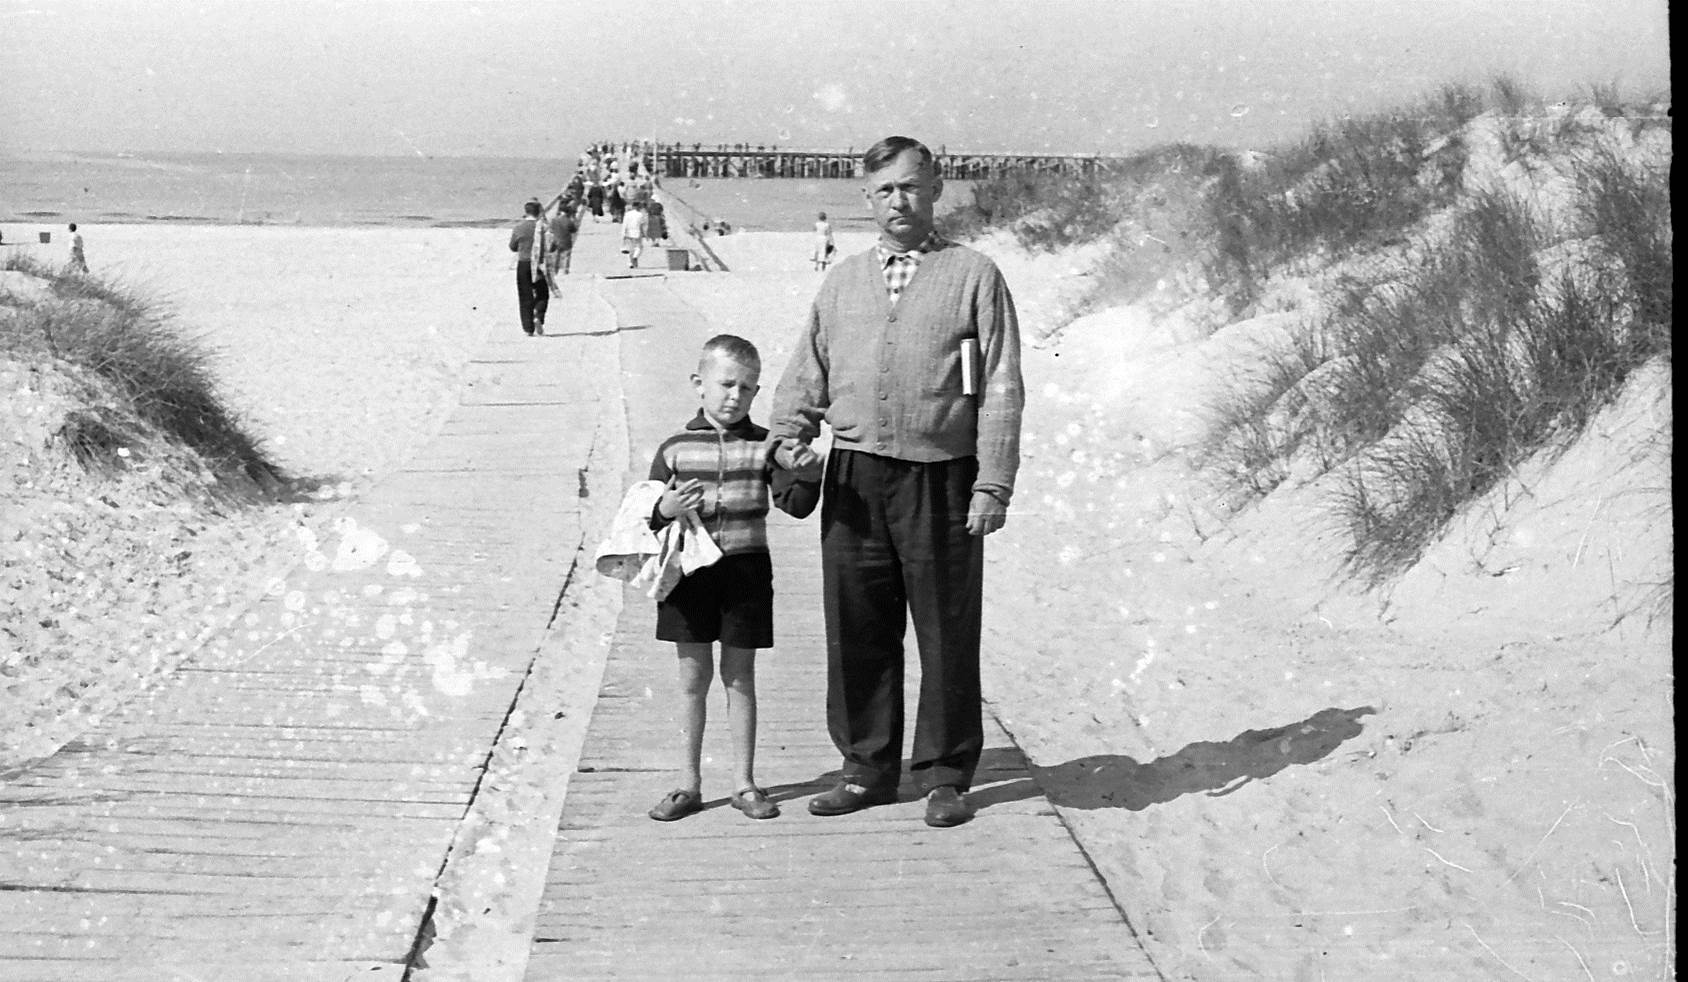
[931,173,945,202]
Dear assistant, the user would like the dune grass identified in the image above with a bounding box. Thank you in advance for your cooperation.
[941,79,1670,587]
[942,161,1128,251]
[1257,159,1667,583]
[1,253,288,495]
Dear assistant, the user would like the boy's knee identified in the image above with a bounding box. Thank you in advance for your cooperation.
[718,648,757,688]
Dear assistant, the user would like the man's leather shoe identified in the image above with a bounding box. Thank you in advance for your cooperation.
[808,782,898,816]
[924,786,974,827]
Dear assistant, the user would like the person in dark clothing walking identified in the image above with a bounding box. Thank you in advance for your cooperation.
[587,179,605,221]
[507,199,549,336]
[608,181,626,224]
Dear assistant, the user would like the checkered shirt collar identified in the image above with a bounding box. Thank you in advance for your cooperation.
[878,232,946,302]
[876,232,947,267]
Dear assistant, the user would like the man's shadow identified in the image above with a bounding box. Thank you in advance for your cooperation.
[970,705,1377,811]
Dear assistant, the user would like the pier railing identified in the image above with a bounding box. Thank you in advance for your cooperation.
[649,144,1130,181]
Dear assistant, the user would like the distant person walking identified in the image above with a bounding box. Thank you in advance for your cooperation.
[587,178,605,221]
[646,198,668,244]
[811,211,835,271]
[770,135,1025,829]
[508,199,548,336]
[608,182,627,225]
[622,200,649,268]
[67,223,88,273]
[546,201,578,290]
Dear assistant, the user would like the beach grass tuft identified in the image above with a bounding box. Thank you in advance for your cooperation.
[1,253,289,496]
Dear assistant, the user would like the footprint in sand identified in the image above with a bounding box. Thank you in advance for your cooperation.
[1202,866,1235,901]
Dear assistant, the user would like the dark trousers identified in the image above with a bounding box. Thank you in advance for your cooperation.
[820,449,984,793]
[515,262,548,334]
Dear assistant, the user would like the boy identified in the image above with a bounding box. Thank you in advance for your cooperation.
[646,335,819,821]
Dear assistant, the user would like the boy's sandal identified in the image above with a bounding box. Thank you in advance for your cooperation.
[648,788,704,822]
[730,786,780,820]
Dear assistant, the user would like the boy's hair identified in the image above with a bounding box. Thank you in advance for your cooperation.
[699,334,760,372]
[523,200,542,216]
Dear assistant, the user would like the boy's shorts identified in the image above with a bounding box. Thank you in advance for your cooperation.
[656,552,774,649]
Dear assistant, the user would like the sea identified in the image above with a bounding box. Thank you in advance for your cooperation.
[0,150,970,234]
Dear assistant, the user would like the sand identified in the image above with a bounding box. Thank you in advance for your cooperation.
[1,219,1672,979]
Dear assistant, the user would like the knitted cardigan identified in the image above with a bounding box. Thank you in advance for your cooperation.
[769,241,1025,502]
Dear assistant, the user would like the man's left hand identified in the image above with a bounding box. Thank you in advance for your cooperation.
[966,492,1007,536]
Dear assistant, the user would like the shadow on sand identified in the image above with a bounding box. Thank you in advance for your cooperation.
[757,706,1376,815]
[970,705,1378,812]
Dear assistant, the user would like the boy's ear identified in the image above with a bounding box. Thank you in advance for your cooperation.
[690,372,703,387]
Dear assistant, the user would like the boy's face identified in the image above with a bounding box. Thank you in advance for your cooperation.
[693,352,760,427]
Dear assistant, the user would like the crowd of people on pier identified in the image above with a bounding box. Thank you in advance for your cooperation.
[506,144,678,331]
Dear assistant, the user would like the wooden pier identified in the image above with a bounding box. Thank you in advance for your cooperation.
[649,143,1129,181]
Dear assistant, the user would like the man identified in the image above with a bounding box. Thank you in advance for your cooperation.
[507,199,547,336]
[769,136,1024,828]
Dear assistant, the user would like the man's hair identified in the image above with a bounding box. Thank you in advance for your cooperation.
[700,334,760,371]
[523,200,542,216]
[68,223,78,232]
[862,136,934,175]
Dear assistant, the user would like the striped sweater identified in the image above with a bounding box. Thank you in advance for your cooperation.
[648,412,819,556]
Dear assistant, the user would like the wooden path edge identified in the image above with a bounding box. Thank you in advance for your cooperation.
[403,277,632,981]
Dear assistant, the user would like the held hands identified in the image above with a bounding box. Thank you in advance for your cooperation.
[966,491,1007,536]
[658,478,706,519]
[773,441,824,481]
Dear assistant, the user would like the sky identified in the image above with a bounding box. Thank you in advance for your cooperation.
[0,0,1671,159]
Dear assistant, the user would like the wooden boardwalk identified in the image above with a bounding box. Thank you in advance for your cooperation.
[522,268,1160,980]
[0,248,622,980]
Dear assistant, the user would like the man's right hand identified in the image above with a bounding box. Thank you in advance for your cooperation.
[774,442,823,480]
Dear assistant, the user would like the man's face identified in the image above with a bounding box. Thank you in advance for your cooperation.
[693,352,761,428]
[863,148,943,248]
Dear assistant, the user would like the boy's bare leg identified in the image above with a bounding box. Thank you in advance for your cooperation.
[674,642,714,793]
[719,645,758,791]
